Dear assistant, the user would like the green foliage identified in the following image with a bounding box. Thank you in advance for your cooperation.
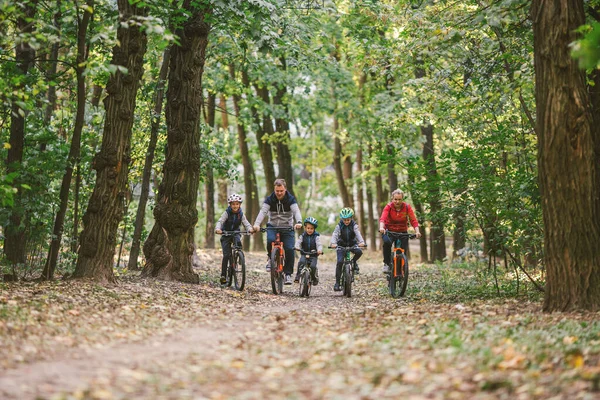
[572,22,600,70]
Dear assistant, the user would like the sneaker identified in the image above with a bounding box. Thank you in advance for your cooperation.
[294,273,300,283]
[220,276,227,285]
[285,274,293,285]
[312,278,319,286]
[382,263,390,274]
[353,262,360,275]
[265,261,271,272]
[333,283,342,291]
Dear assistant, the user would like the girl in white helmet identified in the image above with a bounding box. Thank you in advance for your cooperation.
[215,193,254,284]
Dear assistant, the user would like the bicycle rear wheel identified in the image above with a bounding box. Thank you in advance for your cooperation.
[232,251,246,291]
[270,248,283,295]
[343,262,352,297]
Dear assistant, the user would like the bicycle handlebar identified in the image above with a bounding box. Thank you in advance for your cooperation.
[384,230,416,239]
[219,230,253,236]
[259,226,295,233]
[295,249,320,256]
[328,245,367,250]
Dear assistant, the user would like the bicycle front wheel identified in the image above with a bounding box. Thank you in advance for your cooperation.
[270,247,283,295]
[299,267,311,297]
[389,255,400,297]
[343,262,352,297]
[398,255,409,297]
[233,251,246,291]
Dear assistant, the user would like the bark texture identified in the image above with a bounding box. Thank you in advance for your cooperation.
[44,0,94,280]
[532,0,600,311]
[129,47,171,269]
[142,4,211,283]
[4,0,38,267]
[74,0,148,282]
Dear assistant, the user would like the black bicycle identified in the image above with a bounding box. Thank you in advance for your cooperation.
[330,245,366,297]
[385,230,416,298]
[295,249,319,297]
[259,226,294,295]
[220,231,251,291]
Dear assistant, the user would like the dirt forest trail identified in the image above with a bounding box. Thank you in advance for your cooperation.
[1,249,599,399]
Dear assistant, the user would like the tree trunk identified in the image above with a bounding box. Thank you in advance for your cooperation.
[43,0,94,280]
[407,159,428,263]
[532,0,600,311]
[74,0,148,282]
[204,91,216,249]
[128,47,170,270]
[142,5,211,283]
[333,119,352,207]
[3,0,38,268]
[253,84,277,191]
[387,144,398,192]
[421,122,446,261]
[230,64,259,251]
[356,149,366,238]
[273,57,294,195]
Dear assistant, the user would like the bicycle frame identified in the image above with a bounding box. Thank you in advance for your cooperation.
[260,226,294,294]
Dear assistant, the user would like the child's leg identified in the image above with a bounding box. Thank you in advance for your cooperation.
[220,237,232,277]
[335,248,344,285]
[351,247,363,262]
[311,258,319,283]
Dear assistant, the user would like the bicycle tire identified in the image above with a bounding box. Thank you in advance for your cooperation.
[343,262,352,297]
[233,251,246,291]
[226,255,234,287]
[301,267,311,297]
[389,252,401,297]
[270,247,283,295]
[398,254,409,297]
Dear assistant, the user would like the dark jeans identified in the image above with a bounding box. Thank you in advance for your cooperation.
[382,232,408,265]
[220,234,241,277]
[266,226,295,275]
[335,247,362,284]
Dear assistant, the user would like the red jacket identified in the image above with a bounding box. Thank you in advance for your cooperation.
[379,202,419,232]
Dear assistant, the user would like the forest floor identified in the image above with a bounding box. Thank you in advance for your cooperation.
[1,249,599,400]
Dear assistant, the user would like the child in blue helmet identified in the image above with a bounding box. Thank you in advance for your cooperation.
[329,207,366,291]
[215,193,254,284]
[294,217,323,284]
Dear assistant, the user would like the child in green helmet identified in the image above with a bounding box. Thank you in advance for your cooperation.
[294,217,323,284]
[329,207,366,291]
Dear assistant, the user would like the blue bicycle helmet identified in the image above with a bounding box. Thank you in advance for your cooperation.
[339,207,354,219]
[304,216,318,228]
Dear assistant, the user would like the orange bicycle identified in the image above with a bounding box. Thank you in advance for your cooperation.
[386,230,416,298]
[260,227,293,295]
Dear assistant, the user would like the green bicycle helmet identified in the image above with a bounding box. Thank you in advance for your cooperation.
[304,216,318,228]
[339,207,354,219]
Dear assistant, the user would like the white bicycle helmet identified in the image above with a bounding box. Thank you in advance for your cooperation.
[227,193,243,203]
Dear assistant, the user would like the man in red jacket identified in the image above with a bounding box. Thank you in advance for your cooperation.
[379,189,422,273]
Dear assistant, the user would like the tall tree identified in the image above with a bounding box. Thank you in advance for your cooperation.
[73,0,148,282]
[128,47,171,270]
[3,0,38,268]
[204,91,216,249]
[43,0,94,280]
[532,0,600,311]
[142,4,211,283]
[273,57,294,195]
[253,84,277,191]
